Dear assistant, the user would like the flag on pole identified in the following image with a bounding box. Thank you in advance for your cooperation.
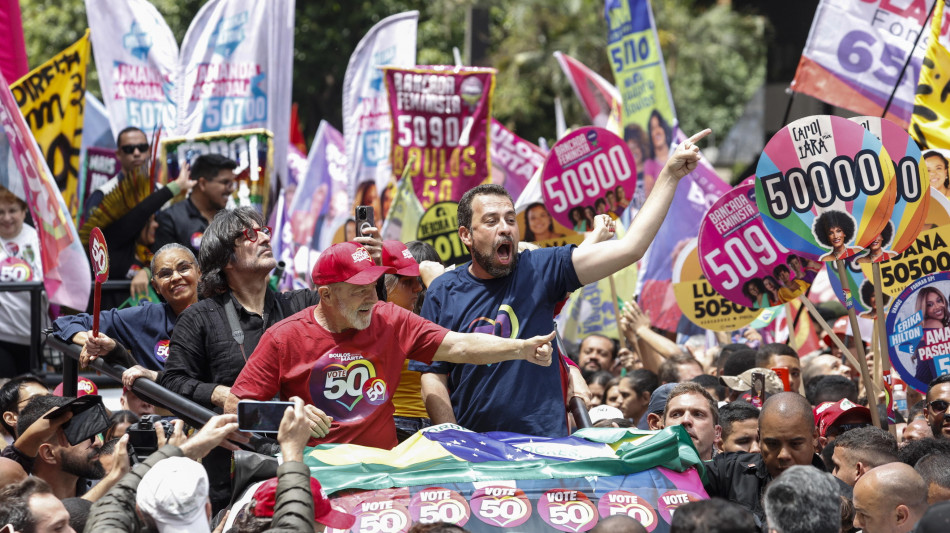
[380,169,424,243]
[553,51,622,130]
[911,0,950,149]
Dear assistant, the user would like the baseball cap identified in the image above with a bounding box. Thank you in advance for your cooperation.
[720,368,785,394]
[53,377,98,397]
[821,316,849,348]
[814,398,871,438]
[589,405,624,424]
[312,242,394,286]
[136,456,210,533]
[381,240,420,276]
[251,475,356,529]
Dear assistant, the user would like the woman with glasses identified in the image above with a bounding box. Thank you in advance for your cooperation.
[51,244,201,385]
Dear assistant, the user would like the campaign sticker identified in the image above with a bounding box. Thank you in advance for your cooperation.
[698,183,802,308]
[538,489,598,532]
[0,257,33,282]
[310,352,384,422]
[416,202,469,267]
[885,271,950,393]
[190,232,203,251]
[656,490,703,523]
[755,115,896,262]
[540,127,637,230]
[351,495,411,533]
[154,339,170,363]
[596,490,659,531]
[409,487,471,526]
[470,485,532,528]
[673,239,763,331]
[848,117,929,262]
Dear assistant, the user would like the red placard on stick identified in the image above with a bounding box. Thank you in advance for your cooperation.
[89,227,109,337]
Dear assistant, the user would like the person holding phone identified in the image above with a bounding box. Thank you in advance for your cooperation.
[224,241,557,450]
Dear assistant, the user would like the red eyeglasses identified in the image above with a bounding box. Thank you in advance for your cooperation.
[242,226,272,242]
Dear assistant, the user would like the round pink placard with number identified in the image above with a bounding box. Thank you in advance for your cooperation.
[540,127,637,229]
[89,227,110,283]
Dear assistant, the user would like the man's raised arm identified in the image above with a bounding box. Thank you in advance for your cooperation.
[433,331,556,366]
[571,129,710,285]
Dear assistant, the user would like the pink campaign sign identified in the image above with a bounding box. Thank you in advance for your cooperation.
[698,184,814,309]
[540,127,637,230]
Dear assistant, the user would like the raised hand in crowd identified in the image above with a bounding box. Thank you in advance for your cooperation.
[277,396,313,463]
[81,433,131,503]
[619,299,680,374]
[568,365,593,409]
[155,419,188,449]
[180,414,249,461]
[354,224,383,265]
[580,213,616,246]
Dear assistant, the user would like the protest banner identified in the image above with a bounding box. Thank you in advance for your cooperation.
[305,424,706,533]
[553,51,622,130]
[792,0,941,128]
[78,147,120,226]
[673,239,761,332]
[885,271,950,393]
[159,128,273,212]
[489,119,545,202]
[385,66,496,207]
[343,11,418,196]
[541,127,637,232]
[0,0,28,82]
[10,32,90,221]
[286,121,347,253]
[755,115,897,263]
[416,202,469,266]
[85,0,179,134]
[0,71,91,311]
[697,183,803,310]
[911,0,950,148]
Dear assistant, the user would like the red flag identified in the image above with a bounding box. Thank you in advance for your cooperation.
[289,102,307,154]
[553,51,622,128]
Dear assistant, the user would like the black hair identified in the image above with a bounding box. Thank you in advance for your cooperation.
[834,426,898,466]
[659,353,703,384]
[899,438,950,467]
[647,109,673,161]
[627,368,660,396]
[16,395,69,438]
[719,401,760,440]
[198,207,266,298]
[741,278,767,307]
[924,150,950,189]
[858,280,890,310]
[878,220,894,248]
[0,496,34,533]
[457,184,512,230]
[909,399,928,421]
[721,348,757,378]
[0,374,46,436]
[814,210,856,249]
[405,240,441,313]
[105,410,139,441]
[568,207,584,225]
[772,264,790,278]
[116,126,146,147]
[62,497,92,533]
[756,343,798,368]
[692,373,726,401]
[915,452,950,490]
[190,153,238,181]
[523,202,554,242]
[805,375,858,406]
[928,374,950,401]
[669,498,756,533]
[585,370,615,388]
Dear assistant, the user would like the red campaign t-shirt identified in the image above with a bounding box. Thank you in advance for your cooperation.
[231,301,448,449]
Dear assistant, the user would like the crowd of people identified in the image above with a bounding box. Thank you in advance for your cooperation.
[0,121,949,533]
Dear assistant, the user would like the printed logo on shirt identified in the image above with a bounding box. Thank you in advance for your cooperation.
[309,351,387,422]
[190,232,203,250]
[465,304,520,339]
[3,242,19,256]
[154,339,170,362]
[0,258,33,282]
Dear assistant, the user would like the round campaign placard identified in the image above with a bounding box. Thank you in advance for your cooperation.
[89,227,109,283]
[673,239,762,331]
[656,490,704,524]
[755,115,896,262]
[408,487,471,527]
[596,490,659,532]
[350,495,412,533]
[416,201,470,266]
[541,127,637,230]
[848,117,929,262]
[698,183,799,309]
[885,272,950,393]
[538,488,599,532]
[470,485,532,528]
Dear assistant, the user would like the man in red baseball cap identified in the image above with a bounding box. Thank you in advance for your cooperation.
[225,242,556,449]
[814,397,872,448]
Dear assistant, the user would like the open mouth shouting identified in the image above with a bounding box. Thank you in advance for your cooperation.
[496,237,514,265]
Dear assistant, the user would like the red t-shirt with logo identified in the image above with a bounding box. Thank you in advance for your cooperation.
[231,301,448,449]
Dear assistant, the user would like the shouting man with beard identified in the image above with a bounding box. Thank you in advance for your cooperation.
[225,242,558,449]
[410,129,711,437]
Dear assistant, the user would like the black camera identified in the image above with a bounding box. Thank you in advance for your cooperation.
[126,415,176,458]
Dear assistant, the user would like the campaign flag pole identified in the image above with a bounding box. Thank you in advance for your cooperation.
[834,260,882,428]
[881,0,937,118]
[796,295,865,386]
[88,227,109,337]
[872,262,898,435]
[784,303,799,352]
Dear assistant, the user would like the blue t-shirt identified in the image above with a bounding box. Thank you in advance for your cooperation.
[409,246,582,437]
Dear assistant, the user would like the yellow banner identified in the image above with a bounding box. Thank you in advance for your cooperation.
[673,240,761,331]
[10,31,90,221]
[910,0,950,149]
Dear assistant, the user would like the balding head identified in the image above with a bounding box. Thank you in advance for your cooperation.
[0,457,26,489]
[759,393,818,479]
[853,463,928,533]
[762,392,813,422]
[591,514,647,533]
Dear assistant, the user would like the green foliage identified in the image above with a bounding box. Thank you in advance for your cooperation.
[18,0,767,149]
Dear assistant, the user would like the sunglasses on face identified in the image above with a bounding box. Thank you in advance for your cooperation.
[930,400,950,413]
[242,226,272,242]
[120,143,149,154]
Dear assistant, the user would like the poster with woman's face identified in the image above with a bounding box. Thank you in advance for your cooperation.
[885,272,950,393]
[755,115,896,262]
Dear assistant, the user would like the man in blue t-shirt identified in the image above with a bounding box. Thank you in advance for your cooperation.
[410,129,710,437]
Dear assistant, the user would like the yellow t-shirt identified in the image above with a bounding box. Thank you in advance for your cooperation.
[392,359,428,418]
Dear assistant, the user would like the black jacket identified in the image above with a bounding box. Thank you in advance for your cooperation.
[151,197,209,256]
